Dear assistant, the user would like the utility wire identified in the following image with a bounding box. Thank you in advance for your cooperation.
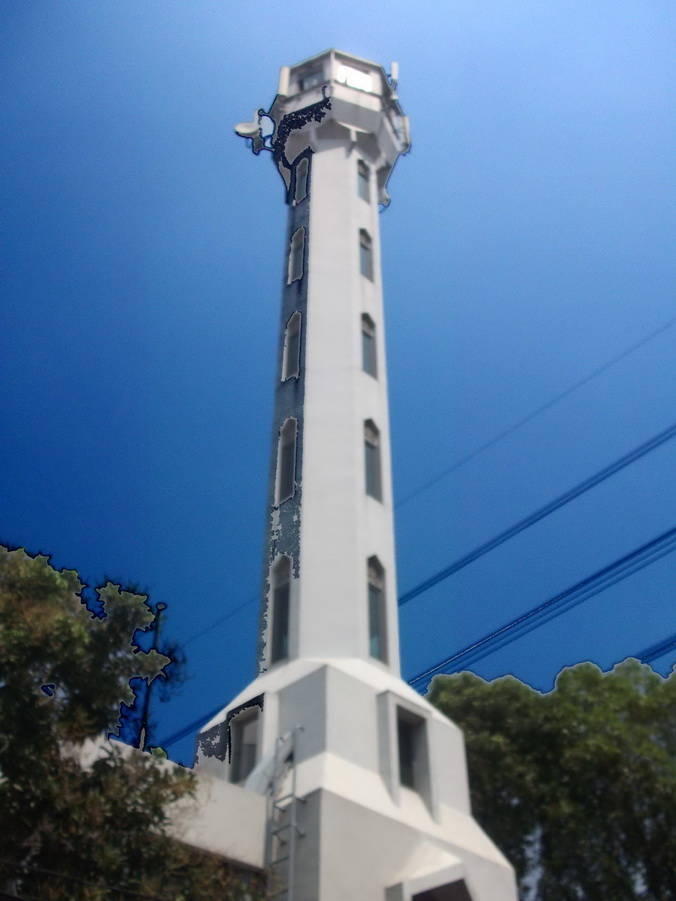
[157,417,676,743]
[151,324,676,737]
[155,419,676,744]
[426,534,676,678]
[165,324,676,655]
[637,632,676,665]
[144,599,258,749]
[172,320,676,652]
[398,421,676,607]
[396,317,676,509]
[158,552,676,754]
[174,419,676,655]
[182,594,258,649]
[408,524,676,689]
[156,702,227,750]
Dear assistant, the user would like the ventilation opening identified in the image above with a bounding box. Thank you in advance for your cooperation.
[412,881,473,901]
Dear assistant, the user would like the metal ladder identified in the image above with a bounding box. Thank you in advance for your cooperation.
[265,726,305,900]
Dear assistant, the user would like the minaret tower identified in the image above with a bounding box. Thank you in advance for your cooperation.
[198,50,518,901]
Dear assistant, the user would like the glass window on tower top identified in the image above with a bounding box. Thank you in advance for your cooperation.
[298,69,323,92]
[336,64,374,93]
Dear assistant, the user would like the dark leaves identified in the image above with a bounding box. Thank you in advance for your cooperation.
[428,660,676,901]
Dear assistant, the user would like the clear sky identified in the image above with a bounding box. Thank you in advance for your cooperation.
[2,0,675,766]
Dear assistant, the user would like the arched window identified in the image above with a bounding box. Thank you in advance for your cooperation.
[295,157,309,203]
[270,555,291,664]
[282,312,302,380]
[367,556,387,662]
[359,229,373,280]
[276,418,297,504]
[364,420,382,501]
[361,314,377,378]
[288,228,305,283]
[357,159,370,202]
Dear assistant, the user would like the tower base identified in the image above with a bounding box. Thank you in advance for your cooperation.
[197,659,518,900]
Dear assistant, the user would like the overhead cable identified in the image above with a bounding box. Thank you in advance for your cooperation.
[408,524,676,690]
[168,327,676,653]
[171,419,676,659]
[158,528,676,748]
[398,421,676,607]
[396,317,676,509]
[155,701,228,750]
[637,632,676,665]
[182,594,258,649]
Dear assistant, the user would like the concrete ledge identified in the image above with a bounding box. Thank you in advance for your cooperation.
[167,773,267,870]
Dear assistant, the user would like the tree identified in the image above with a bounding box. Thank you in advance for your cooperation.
[0,546,263,900]
[428,660,676,901]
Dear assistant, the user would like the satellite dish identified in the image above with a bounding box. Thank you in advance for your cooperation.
[234,110,261,138]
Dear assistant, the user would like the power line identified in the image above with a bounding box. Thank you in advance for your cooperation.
[637,632,676,665]
[173,419,676,658]
[156,421,675,742]
[156,702,227,750]
[158,572,676,756]
[395,317,676,509]
[156,527,676,749]
[151,325,676,739]
[172,321,676,653]
[398,420,676,606]
[182,594,258,649]
[408,524,676,689]
[143,598,258,749]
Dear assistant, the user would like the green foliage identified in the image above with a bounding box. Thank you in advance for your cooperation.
[428,660,676,901]
[0,547,264,900]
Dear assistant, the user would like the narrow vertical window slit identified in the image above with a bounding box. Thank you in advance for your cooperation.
[295,157,309,204]
[277,418,297,503]
[282,312,302,380]
[288,228,305,283]
[364,420,382,501]
[270,556,291,663]
[367,556,387,663]
[357,159,370,202]
[359,229,373,280]
[361,314,377,378]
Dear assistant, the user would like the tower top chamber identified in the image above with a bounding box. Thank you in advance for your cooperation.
[236,49,410,203]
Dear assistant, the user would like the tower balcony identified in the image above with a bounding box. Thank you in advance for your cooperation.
[269,49,410,189]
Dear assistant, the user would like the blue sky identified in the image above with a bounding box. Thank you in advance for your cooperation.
[2,0,675,766]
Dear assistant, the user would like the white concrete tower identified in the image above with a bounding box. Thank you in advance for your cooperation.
[197,50,518,901]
